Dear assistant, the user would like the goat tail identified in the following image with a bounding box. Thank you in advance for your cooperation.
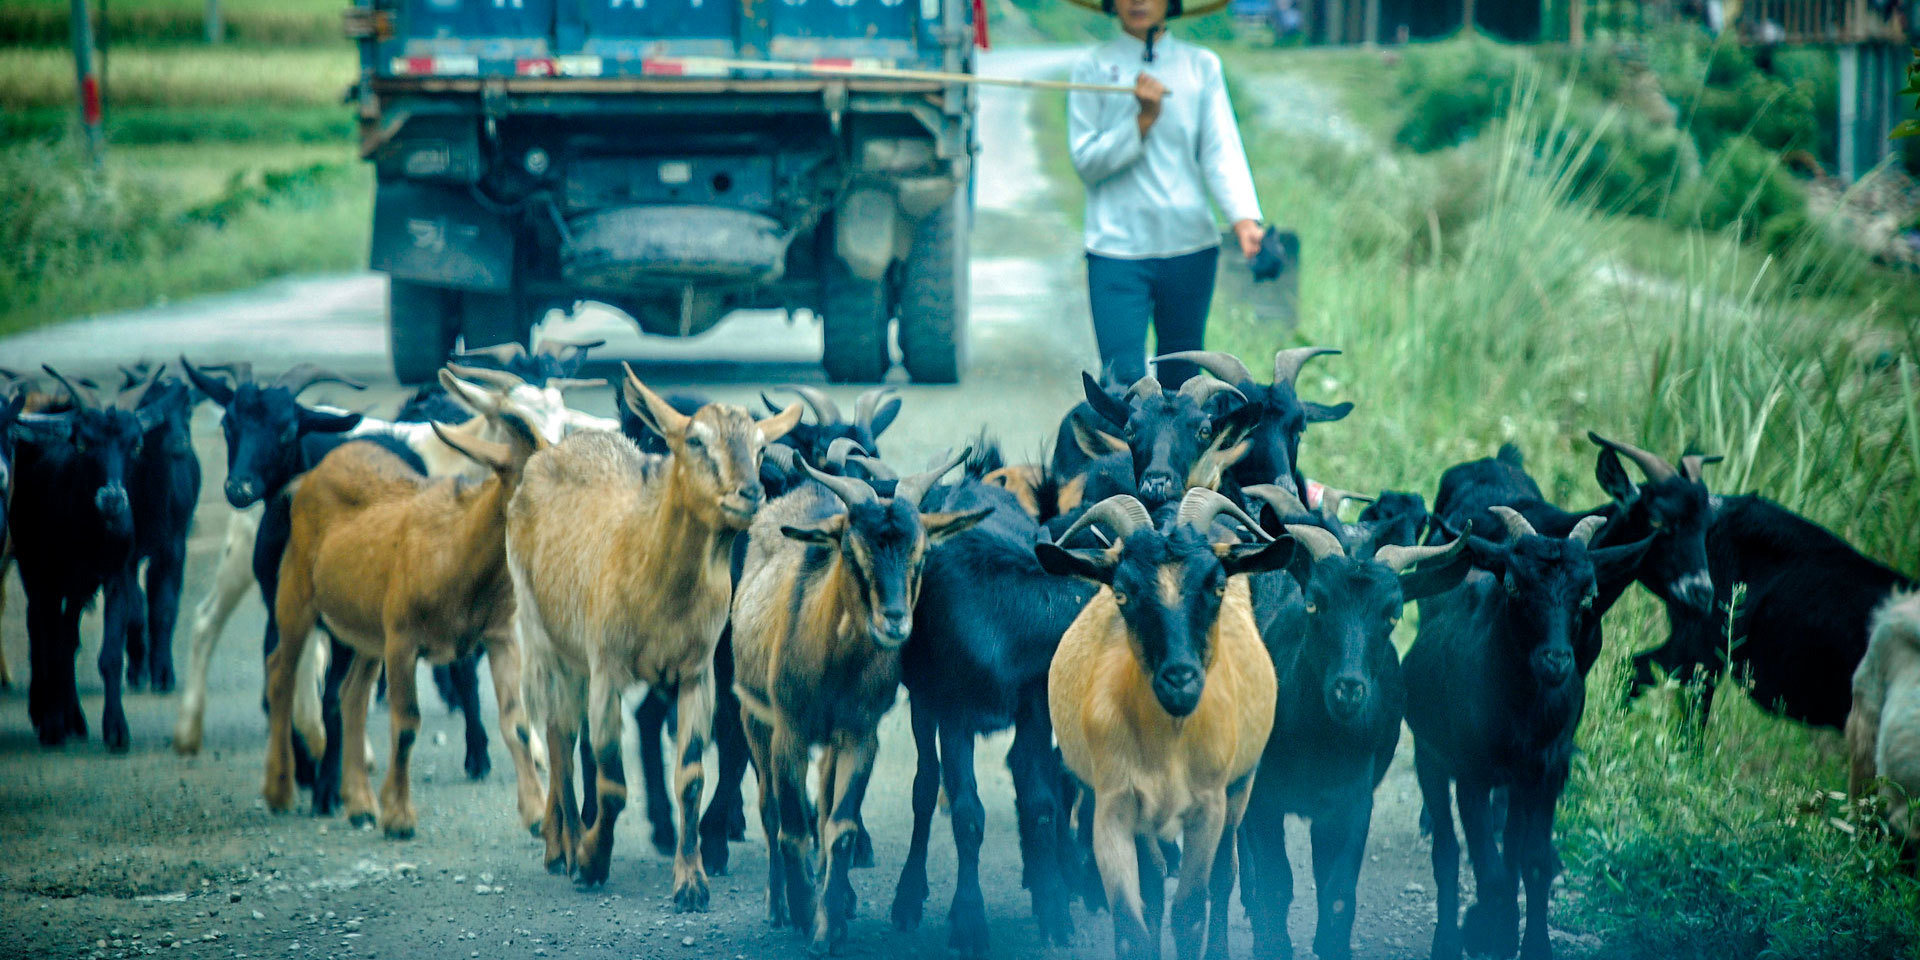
[1496,443,1525,468]
[965,432,1008,479]
[733,683,778,728]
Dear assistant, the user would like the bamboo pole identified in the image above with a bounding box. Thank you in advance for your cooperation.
[648,55,1145,95]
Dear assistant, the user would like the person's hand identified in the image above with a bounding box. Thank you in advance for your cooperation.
[1134,72,1167,137]
[1233,219,1264,259]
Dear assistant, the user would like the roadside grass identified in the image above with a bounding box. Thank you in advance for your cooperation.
[0,47,353,110]
[1200,71,1920,956]
[0,0,345,46]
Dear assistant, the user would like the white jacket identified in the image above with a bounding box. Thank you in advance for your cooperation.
[1068,32,1262,259]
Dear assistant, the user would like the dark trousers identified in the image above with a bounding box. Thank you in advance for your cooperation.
[1086,246,1218,390]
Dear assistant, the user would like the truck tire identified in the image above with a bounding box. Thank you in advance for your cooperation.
[460,290,531,352]
[897,187,969,384]
[388,280,457,384]
[821,256,891,384]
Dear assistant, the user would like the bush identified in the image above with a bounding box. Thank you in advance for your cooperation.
[1669,134,1805,238]
[1393,39,1519,152]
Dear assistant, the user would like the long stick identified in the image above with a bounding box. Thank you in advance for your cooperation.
[651,55,1143,95]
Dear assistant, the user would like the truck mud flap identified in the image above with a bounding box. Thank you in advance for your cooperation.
[370,180,515,292]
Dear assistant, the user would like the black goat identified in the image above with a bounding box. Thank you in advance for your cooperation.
[1432,434,1721,678]
[1406,507,1652,960]
[112,365,202,695]
[1070,370,1258,510]
[890,443,1097,955]
[451,335,604,385]
[0,383,28,689]
[1156,347,1352,499]
[9,367,166,749]
[1633,493,1915,728]
[1237,487,1472,960]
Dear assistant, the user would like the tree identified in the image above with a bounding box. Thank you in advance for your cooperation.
[1896,46,1917,139]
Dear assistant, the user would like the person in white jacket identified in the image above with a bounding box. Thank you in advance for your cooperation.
[1067,0,1262,389]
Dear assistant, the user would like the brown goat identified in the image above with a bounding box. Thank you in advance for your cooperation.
[1038,491,1291,960]
[264,370,546,839]
[506,366,801,909]
[729,451,987,953]
[1850,590,1920,855]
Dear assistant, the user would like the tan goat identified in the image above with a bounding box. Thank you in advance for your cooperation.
[1849,590,1920,852]
[506,365,801,909]
[730,452,987,953]
[263,370,546,839]
[1038,490,1294,960]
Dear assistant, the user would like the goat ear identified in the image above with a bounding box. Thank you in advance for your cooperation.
[179,357,236,407]
[431,421,513,472]
[1304,401,1353,424]
[780,516,845,546]
[622,364,692,438]
[923,507,992,545]
[759,402,804,444]
[1595,448,1638,504]
[867,396,903,439]
[298,407,363,435]
[1221,536,1297,577]
[439,368,502,417]
[1211,401,1264,451]
[1397,548,1474,603]
[1083,372,1132,430]
[1590,533,1656,583]
[1034,541,1116,584]
[1070,412,1128,459]
[1462,536,1509,575]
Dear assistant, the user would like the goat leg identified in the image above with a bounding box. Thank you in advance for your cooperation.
[143,541,185,692]
[697,674,752,874]
[1205,778,1253,960]
[482,627,544,833]
[1458,777,1516,959]
[1414,749,1461,960]
[812,733,877,957]
[0,554,11,690]
[376,640,423,840]
[890,703,941,931]
[1241,799,1294,960]
[121,572,150,694]
[452,654,490,781]
[1307,795,1370,960]
[1170,792,1226,960]
[669,671,715,912]
[97,568,140,753]
[772,726,816,932]
[263,592,318,812]
[311,639,353,816]
[1094,791,1152,960]
[743,710,790,927]
[635,690,676,855]
[573,666,627,888]
[174,506,258,754]
[1009,697,1074,945]
[938,722,990,957]
[542,711,583,876]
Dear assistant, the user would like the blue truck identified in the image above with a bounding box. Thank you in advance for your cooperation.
[345,0,978,383]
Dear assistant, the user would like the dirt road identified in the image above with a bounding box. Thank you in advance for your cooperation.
[0,47,1471,960]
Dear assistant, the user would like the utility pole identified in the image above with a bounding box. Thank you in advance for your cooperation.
[205,0,222,44]
[70,0,102,166]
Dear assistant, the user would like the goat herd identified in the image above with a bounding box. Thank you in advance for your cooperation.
[0,340,1915,960]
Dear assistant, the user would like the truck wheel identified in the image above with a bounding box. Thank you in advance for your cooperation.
[898,187,969,384]
[460,290,531,351]
[388,280,457,384]
[821,256,891,384]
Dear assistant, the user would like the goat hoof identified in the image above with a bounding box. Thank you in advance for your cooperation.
[728,807,747,842]
[851,829,875,870]
[1034,895,1074,946]
[103,721,131,754]
[383,823,415,841]
[1462,903,1516,958]
[889,890,924,931]
[1311,930,1351,960]
[701,843,731,877]
[673,875,711,913]
[348,811,376,830]
[464,752,491,782]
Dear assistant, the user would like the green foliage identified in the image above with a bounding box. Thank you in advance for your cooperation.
[1392,38,1517,152]
[1669,134,1803,238]
[0,0,346,47]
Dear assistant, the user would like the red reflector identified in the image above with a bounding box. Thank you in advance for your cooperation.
[642,60,685,76]
[516,58,556,77]
[80,75,101,126]
[403,57,433,75]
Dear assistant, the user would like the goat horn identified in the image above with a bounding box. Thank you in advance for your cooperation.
[1489,506,1538,540]
[454,342,529,366]
[825,437,867,472]
[1374,530,1470,574]
[1284,523,1346,561]
[535,336,605,358]
[544,377,606,392]
[200,361,254,385]
[1177,375,1245,408]
[445,364,524,391]
[1154,350,1254,386]
[777,385,843,425]
[1587,431,1677,483]
[1242,483,1312,520]
[114,362,166,412]
[40,365,98,410]
[762,444,798,475]
[801,457,879,507]
[852,386,897,431]
[896,446,970,506]
[273,363,366,397]
[1124,376,1163,402]
[1177,487,1275,542]
[847,454,898,482]
[1272,347,1341,387]
[1569,515,1606,546]
[1679,454,1723,484]
[1317,486,1376,522]
[1057,494,1154,547]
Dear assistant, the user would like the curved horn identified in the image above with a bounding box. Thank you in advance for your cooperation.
[801,458,878,507]
[535,336,605,358]
[40,365,98,410]
[896,446,970,506]
[1587,431,1677,484]
[544,377,606,392]
[1242,483,1311,520]
[453,343,529,366]
[1124,376,1163,402]
[1284,523,1346,561]
[1317,486,1376,521]
[1569,515,1606,546]
[1679,454,1723,484]
[825,437,866,472]
[1272,347,1341,387]
[847,455,899,482]
[762,444,798,475]
[1177,487,1274,542]
[444,364,524,391]
[1374,532,1469,574]
[199,361,254,385]
[1489,505,1538,540]
[1176,376,1245,408]
[777,385,843,425]
[1154,350,1253,386]
[1057,494,1154,547]
[272,363,366,397]
[852,386,897,431]
[114,362,166,412]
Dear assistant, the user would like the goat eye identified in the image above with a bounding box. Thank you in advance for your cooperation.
[1305,602,1318,615]
[1197,425,1214,442]
[1112,591,1129,606]
[1213,580,1226,597]
[685,434,704,449]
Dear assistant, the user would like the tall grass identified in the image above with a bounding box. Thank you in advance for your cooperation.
[1205,72,1920,956]
[0,0,347,47]
[0,47,353,111]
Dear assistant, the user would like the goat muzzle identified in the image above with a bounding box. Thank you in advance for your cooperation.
[1327,676,1369,719]
[870,612,913,650]
[1671,571,1714,613]
[96,484,133,535]
[1532,648,1574,686]
[1152,663,1205,718]
[225,477,261,508]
